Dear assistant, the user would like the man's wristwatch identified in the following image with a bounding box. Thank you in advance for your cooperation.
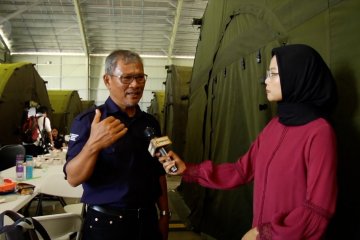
[159,210,172,218]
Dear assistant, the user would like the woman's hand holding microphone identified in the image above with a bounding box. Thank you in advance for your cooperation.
[157,150,186,175]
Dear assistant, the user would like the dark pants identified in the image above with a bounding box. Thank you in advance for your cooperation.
[82,206,162,240]
[23,144,41,157]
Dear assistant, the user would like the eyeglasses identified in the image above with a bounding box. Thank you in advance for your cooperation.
[266,70,279,79]
[110,74,148,85]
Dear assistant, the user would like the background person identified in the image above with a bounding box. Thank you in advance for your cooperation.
[51,127,66,150]
[37,106,54,154]
[159,44,338,240]
[21,100,40,156]
[64,49,170,240]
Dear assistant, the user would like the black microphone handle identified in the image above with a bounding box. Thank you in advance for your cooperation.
[159,147,178,173]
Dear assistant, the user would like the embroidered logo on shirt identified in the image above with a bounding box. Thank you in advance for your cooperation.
[69,133,79,142]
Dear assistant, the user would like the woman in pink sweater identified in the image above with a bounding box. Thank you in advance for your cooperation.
[159,44,338,240]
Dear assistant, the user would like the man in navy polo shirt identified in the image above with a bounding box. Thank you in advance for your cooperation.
[64,50,170,240]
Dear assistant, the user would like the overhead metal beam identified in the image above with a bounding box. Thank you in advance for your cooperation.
[167,0,183,60]
[73,0,89,56]
[0,0,43,25]
[0,0,42,54]
[73,0,90,100]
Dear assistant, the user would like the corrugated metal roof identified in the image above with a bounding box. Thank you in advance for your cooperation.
[0,0,207,57]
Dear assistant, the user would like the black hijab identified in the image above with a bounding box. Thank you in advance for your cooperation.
[272,44,337,126]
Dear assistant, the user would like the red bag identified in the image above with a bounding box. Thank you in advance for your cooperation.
[21,116,39,143]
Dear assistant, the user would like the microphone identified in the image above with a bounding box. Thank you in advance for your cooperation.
[144,127,178,173]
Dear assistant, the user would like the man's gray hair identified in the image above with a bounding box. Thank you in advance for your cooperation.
[105,49,143,74]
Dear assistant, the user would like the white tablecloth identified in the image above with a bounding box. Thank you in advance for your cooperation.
[0,155,65,213]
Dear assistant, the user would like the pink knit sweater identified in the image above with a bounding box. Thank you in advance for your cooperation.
[183,117,337,240]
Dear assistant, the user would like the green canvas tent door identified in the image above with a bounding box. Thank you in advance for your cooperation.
[148,91,165,132]
[48,90,82,135]
[0,62,51,145]
[163,65,192,157]
[81,100,96,112]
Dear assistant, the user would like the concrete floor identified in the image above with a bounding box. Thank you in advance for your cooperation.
[166,175,204,240]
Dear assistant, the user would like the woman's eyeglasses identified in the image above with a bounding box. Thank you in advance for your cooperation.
[266,70,279,79]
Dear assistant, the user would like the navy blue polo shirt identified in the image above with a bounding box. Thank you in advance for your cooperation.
[64,97,165,208]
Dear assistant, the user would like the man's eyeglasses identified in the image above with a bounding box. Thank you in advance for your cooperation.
[110,74,148,85]
[266,70,279,79]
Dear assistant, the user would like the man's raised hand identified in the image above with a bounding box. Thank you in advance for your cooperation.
[89,109,128,149]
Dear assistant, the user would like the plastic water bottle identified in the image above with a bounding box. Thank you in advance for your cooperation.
[25,155,33,179]
[16,154,24,181]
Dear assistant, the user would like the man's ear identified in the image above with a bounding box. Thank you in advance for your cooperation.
[103,74,111,88]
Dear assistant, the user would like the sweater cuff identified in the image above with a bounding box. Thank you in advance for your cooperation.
[257,222,272,240]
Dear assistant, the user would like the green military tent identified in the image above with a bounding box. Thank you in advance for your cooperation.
[0,62,51,145]
[48,90,82,135]
[81,100,96,112]
[181,0,360,239]
[148,91,165,133]
[163,65,192,157]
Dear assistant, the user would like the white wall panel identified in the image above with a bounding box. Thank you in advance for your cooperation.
[146,79,166,91]
[62,65,87,77]
[37,65,61,76]
[10,55,193,111]
[36,56,62,65]
[44,76,61,89]
[61,77,87,89]
[77,89,89,101]
[62,56,88,65]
